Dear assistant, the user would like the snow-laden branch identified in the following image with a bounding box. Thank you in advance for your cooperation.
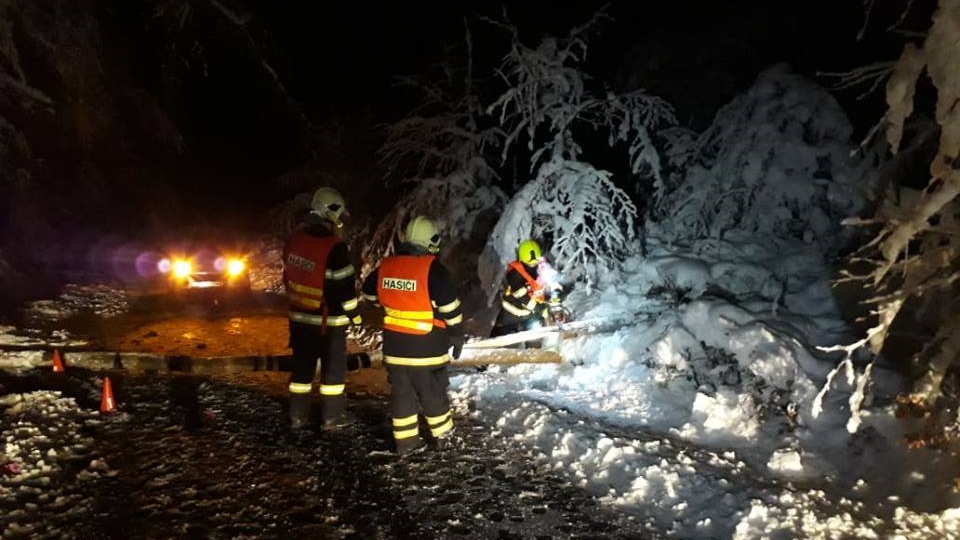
[820,61,895,100]
[835,0,960,430]
[812,324,884,432]
[368,29,506,271]
[479,10,675,293]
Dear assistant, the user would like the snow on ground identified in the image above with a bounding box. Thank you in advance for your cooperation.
[0,388,107,539]
[0,326,89,349]
[453,233,960,539]
[23,284,130,321]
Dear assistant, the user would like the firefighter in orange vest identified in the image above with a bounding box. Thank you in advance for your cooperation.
[283,187,362,430]
[490,239,563,337]
[361,216,464,455]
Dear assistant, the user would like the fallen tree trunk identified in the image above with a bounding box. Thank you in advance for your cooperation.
[452,347,562,367]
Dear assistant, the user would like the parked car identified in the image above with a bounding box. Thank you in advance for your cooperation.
[157,240,251,292]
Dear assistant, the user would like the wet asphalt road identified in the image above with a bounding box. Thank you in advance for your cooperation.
[1,370,655,540]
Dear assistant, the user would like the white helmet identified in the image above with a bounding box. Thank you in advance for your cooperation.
[403,215,440,254]
[310,187,347,228]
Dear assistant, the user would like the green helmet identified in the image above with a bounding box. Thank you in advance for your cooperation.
[310,187,347,228]
[404,215,440,254]
[517,239,542,267]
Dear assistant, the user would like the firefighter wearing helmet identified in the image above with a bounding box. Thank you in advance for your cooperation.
[283,187,363,430]
[490,238,564,338]
[362,215,464,455]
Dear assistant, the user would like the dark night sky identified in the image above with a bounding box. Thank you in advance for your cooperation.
[104,0,928,219]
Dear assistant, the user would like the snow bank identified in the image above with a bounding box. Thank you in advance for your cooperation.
[0,326,89,349]
[24,284,129,321]
[453,232,957,538]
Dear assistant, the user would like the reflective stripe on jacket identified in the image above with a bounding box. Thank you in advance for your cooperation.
[501,260,544,317]
[377,255,447,335]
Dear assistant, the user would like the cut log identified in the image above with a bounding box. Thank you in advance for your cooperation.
[462,317,613,349]
[451,347,562,367]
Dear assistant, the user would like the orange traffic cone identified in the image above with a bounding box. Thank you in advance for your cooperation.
[100,377,117,413]
[51,349,65,373]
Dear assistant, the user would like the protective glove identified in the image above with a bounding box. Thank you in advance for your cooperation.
[536,303,551,322]
[449,333,465,360]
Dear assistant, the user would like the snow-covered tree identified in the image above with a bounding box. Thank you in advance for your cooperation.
[653,64,869,256]
[368,34,506,282]
[479,12,676,294]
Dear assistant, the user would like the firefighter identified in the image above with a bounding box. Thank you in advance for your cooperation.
[490,238,563,338]
[283,187,362,430]
[361,216,464,455]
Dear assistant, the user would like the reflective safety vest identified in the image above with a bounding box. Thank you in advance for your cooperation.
[284,231,340,314]
[377,255,446,335]
[506,260,544,302]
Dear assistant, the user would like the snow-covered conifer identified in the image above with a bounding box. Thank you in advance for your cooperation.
[653,65,867,256]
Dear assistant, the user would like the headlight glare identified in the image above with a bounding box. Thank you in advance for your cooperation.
[226,258,245,277]
[172,259,193,278]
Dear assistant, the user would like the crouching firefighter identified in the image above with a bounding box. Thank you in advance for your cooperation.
[362,216,464,455]
[283,187,362,430]
[490,238,565,338]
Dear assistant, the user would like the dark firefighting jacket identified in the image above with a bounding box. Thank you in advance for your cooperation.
[362,243,463,365]
[499,260,544,321]
[283,220,361,328]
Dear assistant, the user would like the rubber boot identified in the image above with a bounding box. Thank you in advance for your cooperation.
[289,393,312,430]
[395,436,427,457]
[320,394,350,430]
[432,426,459,451]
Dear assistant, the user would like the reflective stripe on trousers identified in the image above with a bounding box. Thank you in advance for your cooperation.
[392,414,419,440]
[425,410,453,438]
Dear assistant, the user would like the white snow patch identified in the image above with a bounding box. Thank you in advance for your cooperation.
[24,284,129,321]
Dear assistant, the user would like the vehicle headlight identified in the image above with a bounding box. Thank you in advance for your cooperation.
[226,258,245,277]
[172,259,193,278]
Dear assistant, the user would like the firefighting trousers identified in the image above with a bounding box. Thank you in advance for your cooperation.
[288,321,347,421]
[386,363,454,444]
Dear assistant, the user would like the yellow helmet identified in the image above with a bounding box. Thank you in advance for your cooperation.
[517,239,542,267]
[404,215,440,254]
[310,187,347,228]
